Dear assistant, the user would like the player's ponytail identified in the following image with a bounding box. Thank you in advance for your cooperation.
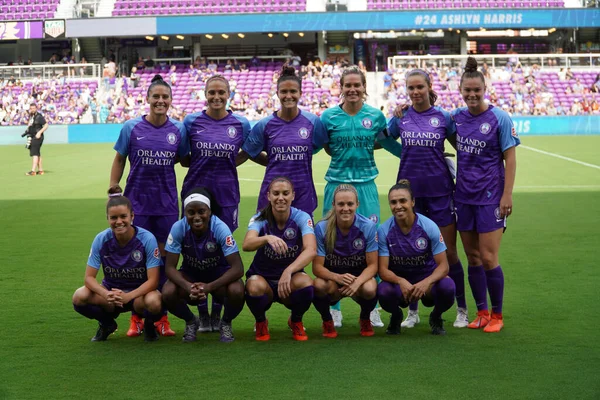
[324,184,359,254]
[389,179,414,200]
[147,74,172,98]
[257,177,294,227]
[460,57,486,88]
[277,64,302,91]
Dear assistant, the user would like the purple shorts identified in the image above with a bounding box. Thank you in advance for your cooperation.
[245,271,306,305]
[134,214,178,244]
[455,201,506,234]
[180,267,230,285]
[414,194,455,227]
[216,205,239,233]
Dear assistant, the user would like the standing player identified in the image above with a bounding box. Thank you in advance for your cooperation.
[377,180,456,335]
[452,57,519,333]
[109,75,187,337]
[162,187,245,343]
[241,64,328,216]
[24,103,48,176]
[243,177,316,341]
[312,184,379,338]
[320,66,395,328]
[386,69,468,329]
[181,75,251,332]
[72,195,163,342]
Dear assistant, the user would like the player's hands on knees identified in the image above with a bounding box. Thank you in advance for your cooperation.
[335,273,356,286]
[267,235,288,255]
[500,193,513,217]
[393,103,409,118]
[278,271,292,299]
[339,281,360,297]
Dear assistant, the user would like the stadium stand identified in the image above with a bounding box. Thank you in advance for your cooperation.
[366,0,566,9]
[112,0,307,16]
[1,0,58,21]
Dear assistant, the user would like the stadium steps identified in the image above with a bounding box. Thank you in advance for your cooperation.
[365,71,385,109]
[95,0,116,17]
[55,0,77,18]
[79,37,104,65]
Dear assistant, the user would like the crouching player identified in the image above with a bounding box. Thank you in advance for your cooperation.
[312,184,379,338]
[377,180,456,335]
[243,177,316,341]
[72,195,163,342]
[162,188,245,343]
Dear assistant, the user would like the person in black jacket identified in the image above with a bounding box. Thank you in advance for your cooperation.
[25,103,48,176]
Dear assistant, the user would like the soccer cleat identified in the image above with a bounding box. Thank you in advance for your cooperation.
[219,321,235,343]
[453,307,469,328]
[321,320,338,338]
[429,313,447,336]
[401,309,420,328]
[386,311,403,335]
[370,308,385,328]
[37,170,45,175]
[468,310,491,329]
[182,317,200,343]
[25,171,36,176]
[331,309,343,328]
[210,313,221,333]
[154,314,176,336]
[483,313,504,333]
[359,319,375,337]
[197,313,211,333]
[144,318,159,342]
[126,314,144,337]
[91,320,118,342]
[255,320,270,341]
[288,318,308,341]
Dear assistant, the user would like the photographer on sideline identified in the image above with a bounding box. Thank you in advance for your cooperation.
[24,103,48,176]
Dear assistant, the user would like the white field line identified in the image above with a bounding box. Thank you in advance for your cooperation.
[520,145,600,170]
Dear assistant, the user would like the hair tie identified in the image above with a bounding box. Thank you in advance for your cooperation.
[108,193,123,198]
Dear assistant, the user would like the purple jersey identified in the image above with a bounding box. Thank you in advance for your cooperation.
[378,213,446,281]
[165,215,239,280]
[451,105,520,205]
[246,207,315,280]
[87,226,161,291]
[242,111,328,215]
[388,106,455,197]
[315,213,378,275]
[114,116,187,216]
[181,111,251,207]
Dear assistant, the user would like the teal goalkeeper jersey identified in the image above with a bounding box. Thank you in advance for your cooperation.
[321,103,388,183]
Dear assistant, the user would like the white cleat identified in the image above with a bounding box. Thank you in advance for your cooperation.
[401,310,420,328]
[453,307,469,328]
[370,308,385,328]
[331,309,343,328]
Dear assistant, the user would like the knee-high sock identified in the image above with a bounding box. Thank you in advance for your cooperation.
[196,298,209,315]
[409,301,419,311]
[290,286,314,323]
[377,281,403,317]
[73,304,113,325]
[222,296,244,324]
[468,265,488,311]
[356,296,378,320]
[166,300,195,324]
[211,298,223,317]
[485,266,504,314]
[313,294,333,322]
[448,261,467,309]
[245,294,271,323]
[431,278,456,319]
[330,300,341,311]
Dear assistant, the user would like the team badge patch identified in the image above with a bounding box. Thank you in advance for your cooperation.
[511,126,519,138]
[415,237,427,250]
[205,241,217,252]
[479,123,491,135]
[307,219,314,228]
[439,233,444,243]
[298,127,309,139]
[167,132,177,144]
[369,214,379,224]
[131,250,143,262]
[375,233,378,243]
[227,126,237,138]
[225,235,235,247]
[167,234,174,245]
[284,228,297,239]
[494,207,501,219]
[429,117,440,127]
[352,238,365,250]
[248,216,256,228]
[153,248,160,259]
[361,118,373,129]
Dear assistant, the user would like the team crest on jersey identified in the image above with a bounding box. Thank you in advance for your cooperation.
[298,127,309,139]
[494,207,501,219]
[131,250,143,262]
[415,237,427,250]
[284,228,297,240]
[153,248,160,259]
[352,238,365,250]
[439,233,444,243]
[225,235,235,247]
[227,126,237,138]
[166,132,178,144]
[369,214,379,224]
[307,219,314,229]
[479,123,491,135]
[167,234,174,245]
[205,241,217,252]
[361,118,373,129]
[511,126,519,138]
[429,117,440,127]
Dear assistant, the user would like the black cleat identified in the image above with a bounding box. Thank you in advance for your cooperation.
[144,318,159,342]
[91,320,118,342]
[386,310,403,335]
[429,313,447,336]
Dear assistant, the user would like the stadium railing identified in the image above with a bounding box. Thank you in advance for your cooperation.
[0,63,102,80]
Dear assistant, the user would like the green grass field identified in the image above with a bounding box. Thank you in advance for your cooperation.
[0,136,599,399]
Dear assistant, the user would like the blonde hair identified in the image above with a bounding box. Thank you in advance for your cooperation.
[323,184,359,253]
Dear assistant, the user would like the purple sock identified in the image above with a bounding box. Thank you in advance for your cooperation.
[431,278,456,318]
[167,300,195,323]
[245,294,271,323]
[468,266,489,311]
[212,299,223,317]
[449,261,467,309]
[196,298,209,315]
[222,296,244,324]
[409,301,419,311]
[290,286,314,323]
[377,281,403,317]
[73,304,112,325]
[485,266,504,314]
[357,296,378,320]
[313,294,333,322]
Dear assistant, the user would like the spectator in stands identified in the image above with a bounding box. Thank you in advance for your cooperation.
[251,55,260,67]
[565,68,574,80]
[136,57,145,70]
[168,65,177,86]
[207,60,217,72]
[573,78,584,94]
[591,74,600,93]
[130,66,139,88]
